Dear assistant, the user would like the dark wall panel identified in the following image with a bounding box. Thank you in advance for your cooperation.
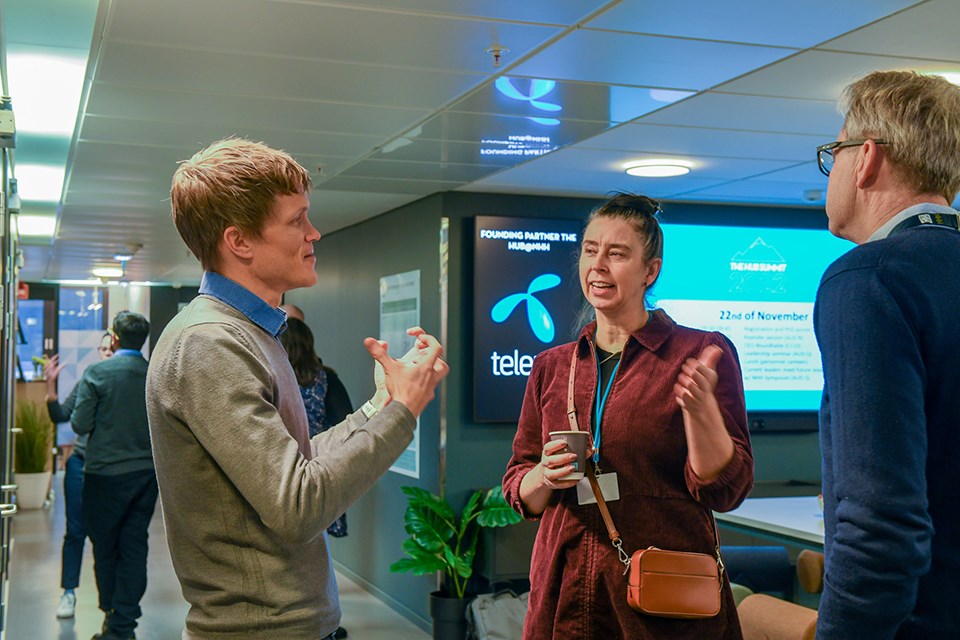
[149,285,200,352]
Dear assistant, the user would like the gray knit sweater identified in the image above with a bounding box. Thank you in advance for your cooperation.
[146,296,415,639]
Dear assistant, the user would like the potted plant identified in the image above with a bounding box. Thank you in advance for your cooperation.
[391,485,522,640]
[14,399,55,509]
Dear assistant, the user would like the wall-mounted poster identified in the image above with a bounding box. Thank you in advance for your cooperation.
[381,269,421,477]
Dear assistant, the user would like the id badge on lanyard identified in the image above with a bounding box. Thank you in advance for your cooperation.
[577,471,620,505]
[577,348,621,505]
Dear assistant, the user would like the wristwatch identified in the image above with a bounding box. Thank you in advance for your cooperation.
[361,401,379,420]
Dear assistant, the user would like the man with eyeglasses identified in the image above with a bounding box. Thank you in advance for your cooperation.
[814,70,960,639]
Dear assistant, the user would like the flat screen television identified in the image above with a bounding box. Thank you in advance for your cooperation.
[655,224,853,428]
[473,216,854,429]
[473,215,583,423]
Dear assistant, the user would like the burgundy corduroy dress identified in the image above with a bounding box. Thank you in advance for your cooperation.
[503,310,754,639]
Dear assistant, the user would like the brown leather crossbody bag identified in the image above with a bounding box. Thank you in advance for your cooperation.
[566,347,724,619]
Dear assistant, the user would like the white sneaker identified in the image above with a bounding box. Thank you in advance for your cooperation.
[56,591,76,618]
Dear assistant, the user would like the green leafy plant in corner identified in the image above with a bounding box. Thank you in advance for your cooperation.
[390,485,522,599]
[14,400,54,474]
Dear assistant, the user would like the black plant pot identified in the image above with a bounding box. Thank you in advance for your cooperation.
[429,591,473,640]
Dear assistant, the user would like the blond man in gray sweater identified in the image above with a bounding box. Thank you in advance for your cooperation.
[147,138,447,640]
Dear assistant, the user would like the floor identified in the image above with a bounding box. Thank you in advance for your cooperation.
[5,472,430,640]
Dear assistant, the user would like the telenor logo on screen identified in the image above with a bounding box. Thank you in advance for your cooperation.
[491,274,561,343]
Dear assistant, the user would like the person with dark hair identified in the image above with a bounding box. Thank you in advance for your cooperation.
[814,71,960,638]
[280,317,351,639]
[72,310,155,640]
[503,193,753,639]
[280,302,305,322]
[280,317,354,529]
[44,332,114,619]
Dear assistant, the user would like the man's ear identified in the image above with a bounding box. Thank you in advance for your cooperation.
[855,139,885,189]
[222,225,254,260]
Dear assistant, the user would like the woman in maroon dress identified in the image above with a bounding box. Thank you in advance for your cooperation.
[503,193,753,639]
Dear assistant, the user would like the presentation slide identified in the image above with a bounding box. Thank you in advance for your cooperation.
[655,224,853,412]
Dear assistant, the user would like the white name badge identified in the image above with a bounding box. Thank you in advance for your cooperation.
[576,472,620,505]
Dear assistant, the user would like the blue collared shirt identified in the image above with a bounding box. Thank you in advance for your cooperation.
[112,348,144,358]
[199,271,288,338]
[868,203,959,242]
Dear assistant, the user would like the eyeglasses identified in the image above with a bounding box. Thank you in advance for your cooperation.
[816,139,889,176]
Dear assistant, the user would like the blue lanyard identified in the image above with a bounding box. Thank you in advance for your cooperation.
[592,355,620,464]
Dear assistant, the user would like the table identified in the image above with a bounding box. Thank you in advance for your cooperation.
[715,496,824,549]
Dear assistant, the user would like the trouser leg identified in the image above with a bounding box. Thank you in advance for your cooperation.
[83,472,122,612]
[61,453,87,589]
[103,471,158,636]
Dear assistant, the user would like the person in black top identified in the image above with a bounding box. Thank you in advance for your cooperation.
[279,316,352,639]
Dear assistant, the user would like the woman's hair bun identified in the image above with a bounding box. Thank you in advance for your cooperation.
[599,192,662,219]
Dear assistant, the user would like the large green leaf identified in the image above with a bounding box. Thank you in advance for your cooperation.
[455,547,476,579]
[402,486,455,522]
[390,550,447,575]
[457,490,483,539]
[401,487,455,552]
[476,486,523,528]
[404,507,451,552]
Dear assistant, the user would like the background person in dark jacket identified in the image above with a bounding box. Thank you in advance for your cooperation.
[72,311,155,640]
[44,332,114,619]
[814,70,960,639]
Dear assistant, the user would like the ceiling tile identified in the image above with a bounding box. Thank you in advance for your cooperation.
[312,0,603,24]
[641,93,842,136]
[78,115,384,159]
[586,0,922,48]
[716,50,960,101]
[108,0,562,73]
[84,84,430,137]
[823,0,960,61]
[579,123,827,163]
[96,42,488,109]
[511,30,793,89]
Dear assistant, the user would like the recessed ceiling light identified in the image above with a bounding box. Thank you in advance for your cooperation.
[113,253,135,261]
[16,215,57,237]
[624,159,694,178]
[649,89,696,104]
[92,267,124,279]
[16,164,66,202]
[6,52,86,136]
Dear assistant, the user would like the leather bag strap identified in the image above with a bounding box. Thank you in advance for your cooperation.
[568,347,630,569]
[565,344,725,579]
[566,346,579,431]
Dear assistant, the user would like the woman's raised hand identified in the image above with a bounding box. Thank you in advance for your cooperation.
[674,344,722,415]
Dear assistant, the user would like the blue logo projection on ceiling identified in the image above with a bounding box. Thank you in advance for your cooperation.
[494,78,562,126]
[491,273,561,343]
